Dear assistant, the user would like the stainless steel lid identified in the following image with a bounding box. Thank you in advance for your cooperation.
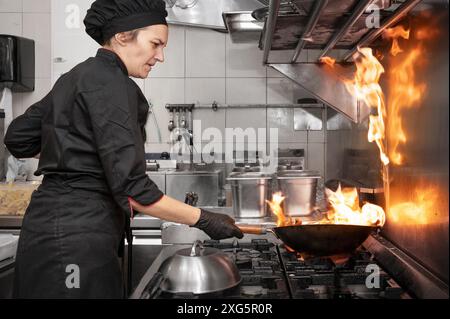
[227,171,274,181]
[158,241,242,294]
[276,170,321,180]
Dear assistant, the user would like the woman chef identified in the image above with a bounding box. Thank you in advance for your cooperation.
[4,0,243,299]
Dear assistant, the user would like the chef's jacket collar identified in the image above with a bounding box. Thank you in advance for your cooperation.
[96,48,128,75]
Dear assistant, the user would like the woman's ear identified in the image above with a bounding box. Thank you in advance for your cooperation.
[114,32,128,46]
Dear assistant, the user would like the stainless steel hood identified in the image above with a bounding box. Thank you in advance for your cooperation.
[262,0,424,122]
[164,0,265,30]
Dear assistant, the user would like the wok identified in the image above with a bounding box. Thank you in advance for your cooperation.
[239,224,378,256]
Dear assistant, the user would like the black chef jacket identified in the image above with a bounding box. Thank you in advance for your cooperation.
[5,48,164,214]
[4,49,163,298]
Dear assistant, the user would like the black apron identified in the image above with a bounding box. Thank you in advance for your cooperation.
[13,175,126,299]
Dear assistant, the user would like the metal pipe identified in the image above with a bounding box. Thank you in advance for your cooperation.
[318,0,374,60]
[262,0,281,64]
[343,0,423,61]
[291,0,329,63]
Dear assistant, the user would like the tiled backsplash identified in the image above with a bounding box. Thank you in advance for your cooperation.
[1,1,326,178]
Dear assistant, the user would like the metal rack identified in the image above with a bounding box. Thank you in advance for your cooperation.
[261,0,423,64]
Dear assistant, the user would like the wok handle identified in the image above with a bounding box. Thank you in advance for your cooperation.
[237,225,267,235]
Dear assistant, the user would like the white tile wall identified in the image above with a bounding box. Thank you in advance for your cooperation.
[226,78,266,104]
[0,13,22,35]
[144,78,185,144]
[225,107,266,143]
[150,24,185,78]
[185,27,225,78]
[193,108,226,142]
[23,0,50,13]
[185,78,225,105]
[0,0,22,12]
[225,35,266,78]
[23,13,51,78]
[15,78,51,117]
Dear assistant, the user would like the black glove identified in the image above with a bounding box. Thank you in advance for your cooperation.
[192,209,244,240]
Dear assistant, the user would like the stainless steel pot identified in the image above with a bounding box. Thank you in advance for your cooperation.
[157,241,241,294]
[227,172,273,218]
[276,170,321,217]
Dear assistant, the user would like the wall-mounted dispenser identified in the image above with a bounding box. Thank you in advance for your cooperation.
[0,35,35,92]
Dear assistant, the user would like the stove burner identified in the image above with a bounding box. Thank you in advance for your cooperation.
[138,239,409,299]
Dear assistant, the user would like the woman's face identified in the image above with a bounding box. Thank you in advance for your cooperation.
[120,24,168,78]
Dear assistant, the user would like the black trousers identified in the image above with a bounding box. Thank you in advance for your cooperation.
[13,177,126,299]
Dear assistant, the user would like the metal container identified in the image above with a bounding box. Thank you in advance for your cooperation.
[158,240,241,294]
[165,170,220,207]
[276,170,321,217]
[227,172,273,218]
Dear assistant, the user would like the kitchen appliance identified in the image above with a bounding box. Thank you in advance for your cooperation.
[0,35,35,92]
[277,148,305,171]
[165,170,220,207]
[227,172,273,218]
[276,170,321,216]
[156,240,241,294]
[132,238,413,299]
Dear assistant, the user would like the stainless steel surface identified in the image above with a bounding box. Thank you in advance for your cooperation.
[222,11,263,43]
[343,0,424,61]
[165,170,220,207]
[291,0,328,63]
[130,215,163,229]
[293,107,323,130]
[157,240,241,294]
[326,106,352,130]
[318,0,373,60]
[146,172,166,194]
[270,63,358,122]
[380,3,449,284]
[262,0,282,64]
[227,172,273,218]
[276,170,321,216]
[364,235,449,299]
[165,0,264,30]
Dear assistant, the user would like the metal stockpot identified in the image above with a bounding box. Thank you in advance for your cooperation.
[276,170,321,217]
[158,241,241,294]
[227,172,273,218]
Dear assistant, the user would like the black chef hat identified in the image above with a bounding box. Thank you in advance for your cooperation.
[84,0,168,45]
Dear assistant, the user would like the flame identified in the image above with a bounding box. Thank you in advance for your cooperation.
[319,56,336,67]
[389,187,439,225]
[266,192,301,227]
[383,26,410,56]
[385,24,437,166]
[344,47,390,166]
[267,187,385,227]
[324,184,386,226]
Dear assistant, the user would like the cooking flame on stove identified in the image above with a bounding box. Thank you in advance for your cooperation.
[383,26,410,56]
[344,47,389,166]
[266,192,301,227]
[319,56,336,67]
[324,184,386,226]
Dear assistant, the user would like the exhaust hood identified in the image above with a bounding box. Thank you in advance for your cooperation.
[164,0,265,30]
[261,0,424,122]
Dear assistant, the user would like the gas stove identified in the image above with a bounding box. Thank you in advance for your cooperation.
[132,239,411,299]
